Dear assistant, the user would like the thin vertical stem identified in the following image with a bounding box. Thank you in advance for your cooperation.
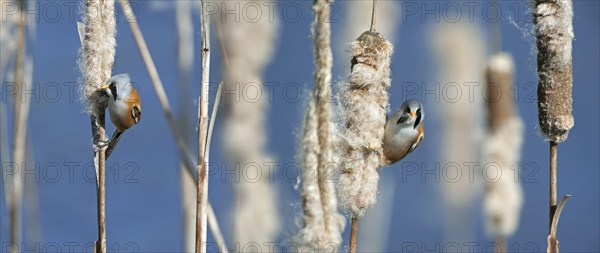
[92,112,107,253]
[350,217,359,253]
[495,236,505,253]
[10,2,26,252]
[548,195,571,253]
[549,141,557,232]
[489,0,501,54]
[116,2,226,249]
[196,0,210,251]
[369,0,377,32]
[79,0,115,251]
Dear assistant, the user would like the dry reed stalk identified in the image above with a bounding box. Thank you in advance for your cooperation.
[547,195,570,253]
[483,53,524,253]
[6,2,28,251]
[532,1,574,251]
[218,0,280,247]
[349,217,359,252]
[0,85,8,195]
[0,51,11,253]
[0,0,13,181]
[0,0,17,79]
[296,0,345,251]
[79,0,116,251]
[337,4,393,249]
[116,2,226,250]
[204,84,227,253]
[195,0,211,251]
[431,21,485,245]
[0,84,12,249]
[18,22,38,252]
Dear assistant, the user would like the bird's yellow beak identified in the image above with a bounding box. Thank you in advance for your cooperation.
[410,111,416,117]
[101,84,109,89]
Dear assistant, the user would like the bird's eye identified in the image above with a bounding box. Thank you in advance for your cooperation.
[404,107,411,114]
[109,82,116,88]
[416,108,421,114]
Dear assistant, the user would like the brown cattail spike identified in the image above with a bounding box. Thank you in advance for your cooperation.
[486,53,515,132]
[533,0,574,143]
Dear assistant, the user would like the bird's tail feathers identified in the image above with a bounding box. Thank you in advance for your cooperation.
[105,130,123,159]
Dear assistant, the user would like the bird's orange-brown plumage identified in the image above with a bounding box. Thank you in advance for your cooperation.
[110,89,141,131]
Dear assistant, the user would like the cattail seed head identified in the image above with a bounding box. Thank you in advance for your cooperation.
[483,117,524,237]
[79,0,116,113]
[533,0,574,143]
[295,1,345,250]
[337,31,392,218]
[483,53,524,238]
[297,95,345,251]
[486,53,515,131]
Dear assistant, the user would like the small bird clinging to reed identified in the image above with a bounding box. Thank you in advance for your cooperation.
[99,74,141,156]
[383,99,424,165]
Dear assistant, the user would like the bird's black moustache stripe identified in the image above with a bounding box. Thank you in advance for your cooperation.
[109,83,118,101]
[414,110,422,129]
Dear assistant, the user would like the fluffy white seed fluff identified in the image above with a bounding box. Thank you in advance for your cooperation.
[79,0,116,112]
[483,117,524,237]
[337,31,393,218]
[296,1,345,251]
[297,96,345,252]
[488,53,514,75]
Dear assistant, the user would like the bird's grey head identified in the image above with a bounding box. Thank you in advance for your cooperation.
[394,99,424,129]
[103,74,132,102]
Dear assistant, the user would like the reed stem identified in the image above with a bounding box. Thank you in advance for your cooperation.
[9,2,26,251]
[350,217,359,253]
[92,112,107,253]
[369,0,377,32]
[195,0,210,251]
[495,236,505,253]
[116,1,226,250]
[549,141,557,232]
